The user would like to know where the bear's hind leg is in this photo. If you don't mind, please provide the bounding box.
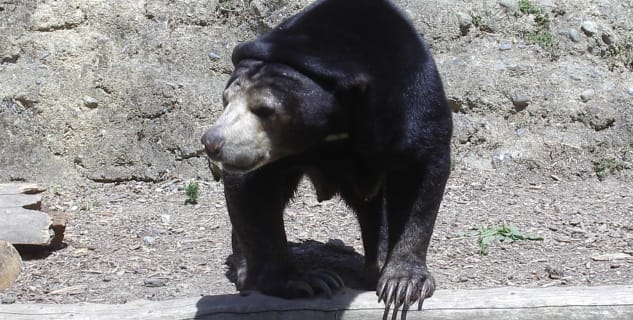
[340,186,386,290]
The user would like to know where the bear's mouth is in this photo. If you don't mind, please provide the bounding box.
[213,155,269,175]
[324,132,350,142]
[220,163,255,174]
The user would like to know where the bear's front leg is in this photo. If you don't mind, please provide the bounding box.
[378,152,450,311]
[223,166,344,299]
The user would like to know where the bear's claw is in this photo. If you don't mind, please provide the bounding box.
[377,273,435,313]
[263,269,345,299]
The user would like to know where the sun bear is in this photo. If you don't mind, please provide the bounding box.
[201,0,452,311]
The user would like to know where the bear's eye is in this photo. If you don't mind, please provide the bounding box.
[250,105,275,119]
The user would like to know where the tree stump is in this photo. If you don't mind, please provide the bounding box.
[0,240,22,290]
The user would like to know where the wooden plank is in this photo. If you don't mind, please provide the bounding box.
[0,286,632,319]
[0,183,46,195]
[49,210,68,249]
[0,183,44,210]
[0,194,42,210]
[0,207,53,246]
[0,183,64,248]
[0,240,22,290]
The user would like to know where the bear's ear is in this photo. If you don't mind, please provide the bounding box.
[336,73,371,97]
[231,40,273,66]
[334,73,376,151]
[335,73,372,109]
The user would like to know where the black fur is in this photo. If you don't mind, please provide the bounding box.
[212,0,452,312]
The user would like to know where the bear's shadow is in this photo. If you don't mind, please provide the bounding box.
[224,239,369,291]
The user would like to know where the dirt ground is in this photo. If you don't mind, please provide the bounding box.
[1,0,633,305]
[4,169,633,305]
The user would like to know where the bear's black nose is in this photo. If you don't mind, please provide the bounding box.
[201,130,225,159]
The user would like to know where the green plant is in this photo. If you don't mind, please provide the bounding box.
[518,0,540,15]
[518,0,549,27]
[477,224,543,255]
[80,199,100,211]
[217,0,248,13]
[184,180,200,205]
[524,29,552,47]
[605,38,633,71]
[592,157,624,180]
[517,0,558,60]
[471,15,493,33]
[524,29,559,59]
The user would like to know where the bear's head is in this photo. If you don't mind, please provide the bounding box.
[202,60,346,174]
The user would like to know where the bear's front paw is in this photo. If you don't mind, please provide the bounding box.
[258,269,345,299]
[377,268,435,311]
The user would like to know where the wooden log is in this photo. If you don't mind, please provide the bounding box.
[0,194,42,210]
[0,286,632,319]
[49,210,68,249]
[0,183,44,210]
[0,240,22,290]
[0,183,46,195]
[0,207,55,246]
[0,183,65,248]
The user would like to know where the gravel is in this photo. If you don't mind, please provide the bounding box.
[580,89,595,102]
[581,20,598,36]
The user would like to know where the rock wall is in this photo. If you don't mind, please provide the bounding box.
[1,0,632,184]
